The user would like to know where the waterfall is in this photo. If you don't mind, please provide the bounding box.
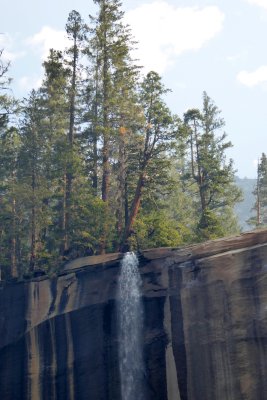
[118,252,144,400]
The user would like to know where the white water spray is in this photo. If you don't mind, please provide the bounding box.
[118,252,144,400]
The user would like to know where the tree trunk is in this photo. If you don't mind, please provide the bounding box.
[119,170,146,252]
[11,196,18,278]
[92,53,100,196]
[92,126,98,195]
[195,129,206,213]
[116,127,127,239]
[62,172,68,254]
[101,135,109,202]
[64,36,77,253]
[30,166,36,272]
[99,132,109,254]
[99,19,110,254]
[257,163,261,226]
[101,28,109,203]
[125,179,129,226]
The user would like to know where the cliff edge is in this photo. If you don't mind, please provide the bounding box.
[0,230,267,399]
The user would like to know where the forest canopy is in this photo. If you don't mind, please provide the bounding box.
[0,0,242,279]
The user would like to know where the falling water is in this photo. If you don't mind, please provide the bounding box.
[118,252,144,400]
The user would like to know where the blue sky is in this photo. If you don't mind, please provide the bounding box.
[1,0,267,178]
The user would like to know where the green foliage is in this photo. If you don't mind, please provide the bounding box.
[182,92,242,241]
[132,211,190,250]
[67,184,116,255]
[248,153,267,228]
[0,5,244,279]
[197,209,225,240]
[196,207,240,241]
[0,50,17,132]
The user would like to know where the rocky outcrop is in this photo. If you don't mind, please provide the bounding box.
[1,230,267,399]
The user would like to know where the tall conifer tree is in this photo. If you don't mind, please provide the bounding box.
[64,10,88,252]
[87,0,140,252]
[0,50,21,278]
[120,71,176,250]
[249,153,267,227]
[183,92,241,239]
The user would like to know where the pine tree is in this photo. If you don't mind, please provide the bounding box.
[0,127,22,278]
[63,10,88,253]
[0,50,21,278]
[87,0,140,252]
[0,49,14,131]
[39,49,69,262]
[120,71,176,250]
[249,153,267,227]
[257,153,267,224]
[18,91,49,271]
[0,12,250,277]
[183,92,241,240]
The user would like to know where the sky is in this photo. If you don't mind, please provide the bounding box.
[1,0,267,178]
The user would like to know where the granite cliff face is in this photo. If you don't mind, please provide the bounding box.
[1,230,267,400]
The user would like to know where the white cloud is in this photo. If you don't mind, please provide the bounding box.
[237,66,267,87]
[227,53,244,63]
[125,2,225,74]
[0,33,24,62]
[26,26,71,60]
[246,0,267,10]
[19,75,42,91]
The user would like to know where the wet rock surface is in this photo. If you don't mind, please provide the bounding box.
[1,230,267,399]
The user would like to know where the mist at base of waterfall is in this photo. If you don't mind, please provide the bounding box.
[117,252,145,400]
